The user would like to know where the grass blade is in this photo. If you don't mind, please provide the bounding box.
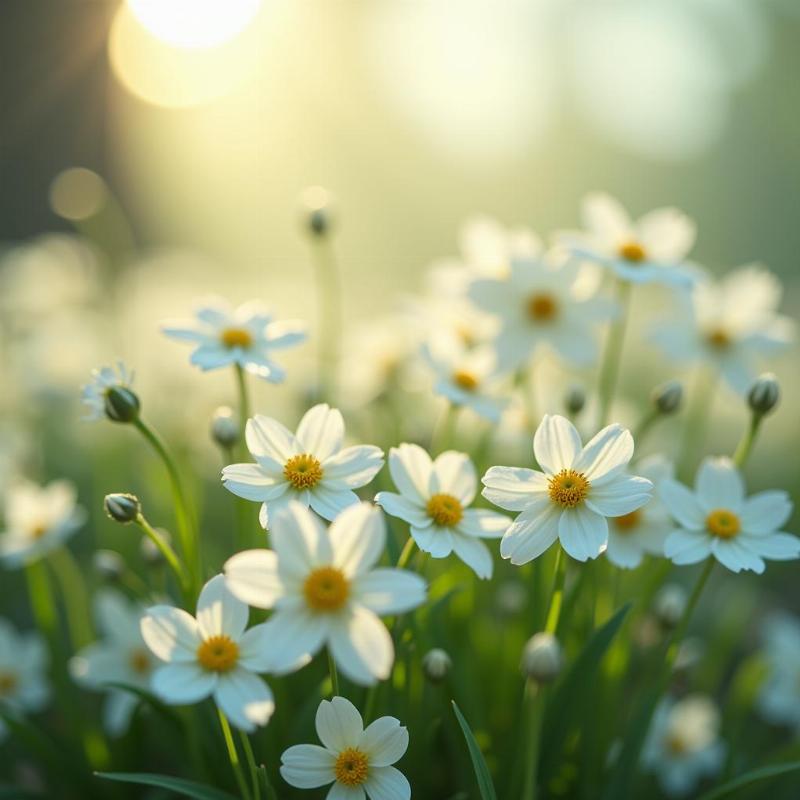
[695,761,800,800]
[451,701,498,800]
[96,772,239,800]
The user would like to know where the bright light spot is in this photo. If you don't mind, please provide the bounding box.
[49,168,107,221]
[128,0,262,49]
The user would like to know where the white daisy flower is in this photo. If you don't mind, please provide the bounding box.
[481,414,653,564]
[280,696,410,800]
[376,444,510,579]
[757,612,800,733]
[650,266,795,392]
[456,214,543,280]
[0,620,50,744]
[660,456,800,574]
[468,256,615,372]
[81,361,135,422]
[0,479,86,569]
[223,502,426,686]
[69,589,156,737]
[558,192,698,287]
[222,404,384,529]
[140,575,277,732]
[606,455,674,569]
[161,298,306,382]
[642,694,725,797]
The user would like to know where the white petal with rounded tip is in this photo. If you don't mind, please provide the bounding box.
[69,644,130,688]
[330,503,385,577]
[280,744,336,789]
[500,505,560,565]
[259,610,327,673]
[237,623,279,672]
[711,539,764,574]
[140,606,202,663]
[296,404,345,461]
[582,192,632,245]
[741,491,793,534]
[323,446,384,488]
[328,784,366,800]
[224,549,284,610]
[451,533,494,579]
[637,207,696,263]
[572,425,633,485]
[695,458,744,512]
[558,506,607,562]
[659,480,706,530]
[246,416,298,462]
[411,524,454,558]
[359,717,409,766]
[214,668,274,732]
[585,475,653,517]
[743,532,800,561]
[329,607,393,685]
[664,529,712,564]
[104,691,138,738]
[221,464,287,502]
[364,766,411,800]
[388,444,433,504]
[309,487,360,522]
[196,575,249,641]
[432,451,477,504]
[316,696,364,751]
[271,503,332,579]
[374,492,430,528]
[533,415,582,474]
[458,509,510,538]
[151,662,216,703]
[353,569,426,615]
[605,532,645,569]
[481,467,548,511]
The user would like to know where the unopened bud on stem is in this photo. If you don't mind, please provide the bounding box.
[521,632,563,683]
[422,648,452,683]
[565,384,586,417]
[211,406,239,449]
[104,493,140,524]
[747,373,780,417]
[104,386,141,423]
[300,186,334,238]
[652,380,683,416]
[93,549,125,582]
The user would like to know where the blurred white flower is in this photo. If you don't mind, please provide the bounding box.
[69,589,155,737]
[642,694,725,796]
[558,193,697,287]
[0,480,86,569]
[161,298,306,382]
[0,620,50,743]
[280,696,410,799]
[650,266,795,393]
[222,404,384,529]
[482,414,652,564]
[376,444,509,578]
[223,502,426,686]
[757,612,800,733]
[81,361,135,422]
[140,575,276,732]
[468,255,615,372]
[661,456,800,573]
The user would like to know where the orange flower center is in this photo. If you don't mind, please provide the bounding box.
[613,509,642,532]
[618,241,646,262]
[526,293,558,322]
[129,649,151,675]
[30,522,49,540]
[426,493,464,527]
[706,328,731,350]
[196,635,239,672]
[303,566,350,612]
[220,327,254,349]
[334,747,369,786]
[706,508,740,539]
[0,672,17,696]
[452,369,479,392]
[548,469,590,508]
[283,454,324,490]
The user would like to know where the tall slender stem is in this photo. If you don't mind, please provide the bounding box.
[25,560,57,640]
[396,537,417,570]
[677,367,717,481]
[310,238,342,404]
[544,547,567,635]
[135,512,191,599]
[520,680,546,800]
[327,648,341,697]
[233,364,251,457]
[48,548,94,649]
[597,279,632,428]
[665,559,714,666]
[238,729,262,800]
[732,415,762,468]
[218,709,253,800]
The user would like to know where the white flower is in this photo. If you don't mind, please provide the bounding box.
[69,590,156,737]
[161,298,306,382]
[0,480,86,569]
[481,414,652,564]
[222,404,384,529]
[605,455,674,569]
[660,457,800,574]
[558,192,698,287]
[140,575,277,732]
[0,620,50,744]
[81,361,135,421]
[280,696,410,800]
[650,266,795,392]
[468,256,615,372]
[642,695,725,797]
[757,612,800,733]
[376,444,510,578]
[455,215,543,280]
[223,502,426,686]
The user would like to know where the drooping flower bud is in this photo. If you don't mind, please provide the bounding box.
[104,385,141,423]
[104,493,140,524]
[521,632,563,683]
[93,549,125,582]
[651,380,683,416]
[565,384,586,416]
[211,406,239,449]
[653,583,687,629]
[300,186,334,237]
[422,648,452,683]
[747,373,780,417]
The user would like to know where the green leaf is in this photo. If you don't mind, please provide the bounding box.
[451,701,498,800]
[96,772,239,800]
[695,761,800,800]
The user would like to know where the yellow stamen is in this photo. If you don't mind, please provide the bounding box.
[196,635,239,673]
[30,523,49,540]
[0,672,17,696]
[548,469,590,508]
[618,241,646,262]
[706,508,740,539]
[665,734,688,756]
[613,509,642,532]
[283,454,324,490]
[452,370,479,392]
[526,293,558,322]
[220,327,254,349]
[426,493,464,527]
[303,567,350,612]
[706,328,731,350]
[129,649,151,675]
[334,747,369,786]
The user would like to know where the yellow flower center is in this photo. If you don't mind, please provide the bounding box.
[0,672,17,696]
[613,509,642,533]
[30,522,49,540]
[706,508,740,539]
[303,566,350,612]
[548,469,590,508]
[665,733,688,756]
[526,293,558,322]
[618,241,646,262]
[452,369,479,392]
[196,635,239,673]
[426,493,464,527]
[129,649,151,675]
[334,747,369,786]
[283,454,324,490]
[220,327,254,349]
[706,328,731,350]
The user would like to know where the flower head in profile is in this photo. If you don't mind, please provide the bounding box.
[650,267,795,392]
[660,457,800,573]
[222,404,384,529]
[376,444,509,578]
[642,695,725,797]
[280,696,410,800]
[161,298,305,382]
[482,414,652,564]
[224,502,426,686]
[0,480,86,569]
[558,192,698,287]
[756,612,800,733]
[0,620,50,744]
[69,590,155,737]
[140,575,277,732]
[468,256,615,372]
[81,361,135,422]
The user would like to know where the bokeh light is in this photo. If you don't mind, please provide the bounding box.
[49,168,107,221]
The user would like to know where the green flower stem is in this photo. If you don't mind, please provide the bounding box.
[48,547,94,650]
[544,547,567,635]
[233,363,251,457]
[327,648,341,697]
[133,417,200,589]
[431,402,459,455]
[310,237,342,404]
[135,513,191,599]
[520,680,547,800]
[665,558,715,666]
[218,709,253,800]
[596,279,633,428]
[732,414,763,468]
[25,560,57,639]
[238,729,262,800]
[677,366,717,481]
[396,537,417,570]
[519,361,539,433]
[632,408,660,446]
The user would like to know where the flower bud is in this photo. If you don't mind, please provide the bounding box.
[300,186,334,237]
[653,583,687,629]
[104,385,141,423]
[93,549,125,582]
[521,632,563,683]
[211,406,239,449]
[141,528,171,565]
[565,384,586,416]
[747,373,780,417]
[651,380,683,416]
[422,648,452,683]
[495,580,527,616]
[104,493,140,524]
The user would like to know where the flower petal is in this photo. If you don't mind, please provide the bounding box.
[309,487,360,522]
[237,623,280,673]
[458,509,510,538]
[481,466,548,511]
[330,502,385,577]
[359,717,409,767]
[258,610,326,674]
[328,607,393,686]
[224,549,283,610]
[711,538,764,574]
[374,492,430,528]
[742,532,800,561]
[328,783,366,800]
[352,569,426,616]
[221,464,287,502]
[246,415,298,462]
[214,668,274,732]
[323,446,384,488]
[558,506,607,562]
[533,415,582,474]
[411,524,454,558]
[271,502,333,579]
[316,696,364,751]
[451,533,494,579]
[296,404,345,461]
[388,444,433,504]
[605,532,645,569]
[499,503,560,565]
[572,424,633,485]
[151,662,216,703]
[196,575,249,640]
[140,606,202,663]
[740,491,793,534]
[585,475,653,517]
[695,457,744,512]
[659,480,706,530]
[280,744,336,789]
[664,529,712,564]
[364,766,411,800]
[431,451,477,504]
